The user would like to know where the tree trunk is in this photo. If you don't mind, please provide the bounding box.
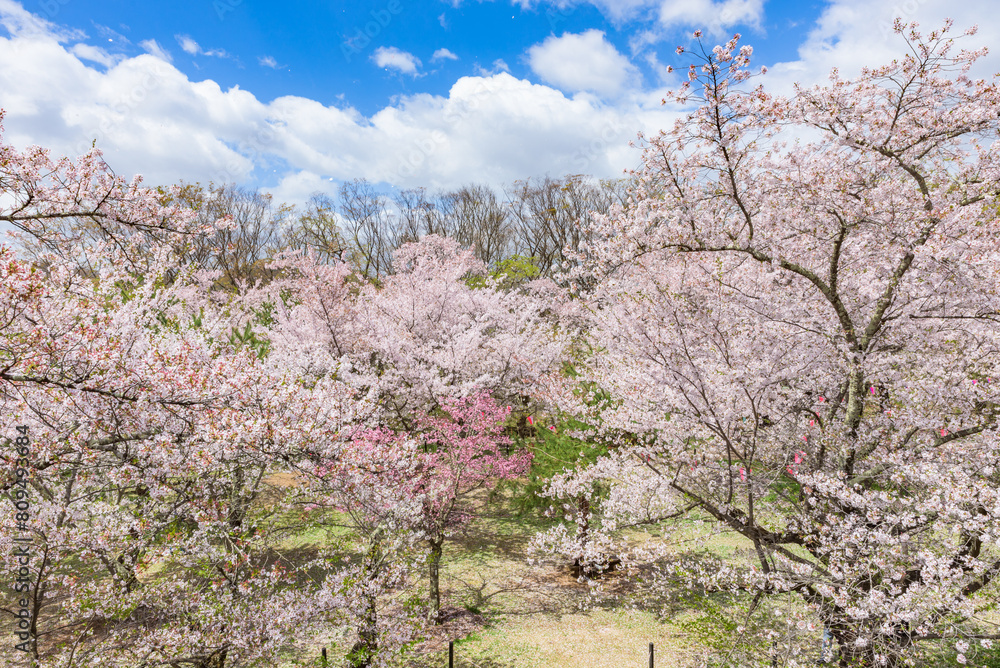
[837,646,875,668]
[25,551,48,667]
[428,536,443,624]
[347,596,378,668]
[830,626,877,668]
[571,494,590,577]
[196,648,227,668]
[347,533,382,668]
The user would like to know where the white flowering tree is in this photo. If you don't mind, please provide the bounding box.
[538,22,1000,667]
[0,116,381,668]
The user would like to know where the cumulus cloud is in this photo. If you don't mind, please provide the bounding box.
[762,0,1000,96]
[0,13,666,201]
[0,0,83,40]
[527,30,639,97]
[656,0,763,31]
[431,47,459,62]
[523,0,992,90]
[372,46,421,75]
[267,170,338,209]
[1,0,997,211]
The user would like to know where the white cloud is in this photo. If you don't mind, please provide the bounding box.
[762,0,1000,97]
[0,14,667,202]
[139,39,172,63]
[174,34,229,59]
[1,0,997,212]
[0,0,83,40]
[176,34,199,55]
[527,30,639,97]
[431,47,459,62]
[266,170,337,208]
[69,43,120,68]
[259,55,280,69]
[473,58,510,76]
[656,0,763,32]
[372,46,421,75]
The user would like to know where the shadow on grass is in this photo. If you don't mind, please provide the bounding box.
[408,653,521,668]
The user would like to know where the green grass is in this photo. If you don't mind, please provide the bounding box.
[11,476,995,668]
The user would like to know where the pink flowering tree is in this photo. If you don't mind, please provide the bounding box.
[215,231,563,656]
[413,392,531,623]
[242,235,566,427]
[286,393,531,652]
[0,118,375,668]
[232,239,555,644]
[539,22,1000,667]
[295,425,426,668]
[356,235,565,417]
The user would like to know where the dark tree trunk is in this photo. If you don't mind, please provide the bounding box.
[830,627,876,668]
[347,533,383,668]
[197,648,227,668]
[428,536,444,624]
[347,598,378,668]
[571,494,590,576]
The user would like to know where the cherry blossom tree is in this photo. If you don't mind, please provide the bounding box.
[358,235,565,416]
[0,119,377,668]
[539,22,1000,667]
[282,391,530,647]
[295,425,426,668]
[255,235,566,423]
[237,240,554,639]
[412,392,532,622]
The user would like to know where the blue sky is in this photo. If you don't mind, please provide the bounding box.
[0,0,995,206]
[30,0,820,113]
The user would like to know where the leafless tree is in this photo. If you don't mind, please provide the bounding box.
[505,175,626,277]
[162,183,288,290]
[338,179,398,279]
[439,183,511,267]
[283,193,347,265]
[393,187,447,244]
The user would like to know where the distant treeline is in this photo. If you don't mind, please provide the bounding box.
[148,175,631,286]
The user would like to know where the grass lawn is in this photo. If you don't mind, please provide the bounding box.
[285,486,762,667]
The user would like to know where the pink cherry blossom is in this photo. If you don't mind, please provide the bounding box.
[535,21,1000,666]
